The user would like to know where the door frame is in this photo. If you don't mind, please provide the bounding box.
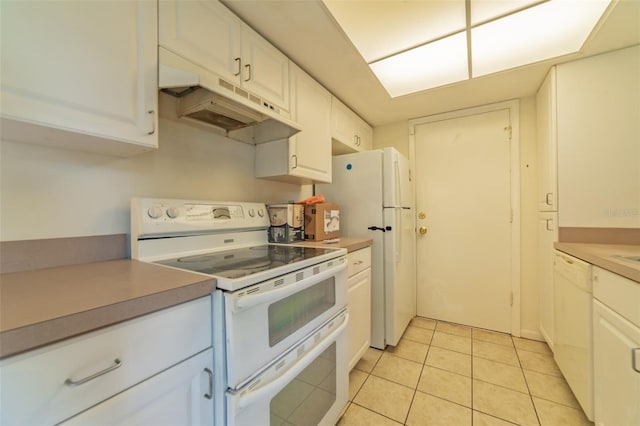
[408,100,521,337]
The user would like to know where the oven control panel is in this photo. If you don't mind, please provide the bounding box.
[131,197,270,239]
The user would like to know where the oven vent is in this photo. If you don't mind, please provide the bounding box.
[275,359,286,372]
[274,278,285,287]
[296,272,304,282]
[248,378,262,390]
[297,345,306,357]
[246,287,260,294]
[313,266,320,275]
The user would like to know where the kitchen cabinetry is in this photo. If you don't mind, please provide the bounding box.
[347,247,372,370]
[255,63,332,184]
[0,297,212,425]
[63,349,213,425]
[536,67,558,212]
[159,0,290,112]
[331,96,373,155]
[592,266,640,426]
[0,0,158,157]
[536,66,558,349]
[537,212,557,349]
[556,45,639,228]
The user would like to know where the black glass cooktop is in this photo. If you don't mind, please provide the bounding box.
[155,245,337,280]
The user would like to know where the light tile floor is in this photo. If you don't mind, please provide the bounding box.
[338,317,593,426]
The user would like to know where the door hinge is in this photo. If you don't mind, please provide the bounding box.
[510,292,514,307]
[505,125,512,140]
[510,208,514,223]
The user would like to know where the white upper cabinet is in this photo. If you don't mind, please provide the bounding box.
[159,0,290,112]
[536,67,558,212]
[0,0,158,157]
[331,96,372,154]
[556,45,640,228]
[255,63,332,184]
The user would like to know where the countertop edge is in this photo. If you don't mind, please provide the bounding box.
[554,243,640,283]
[0,279,215,359]
[288,238,373,253]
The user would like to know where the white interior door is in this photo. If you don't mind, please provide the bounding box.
[412,107,515,333]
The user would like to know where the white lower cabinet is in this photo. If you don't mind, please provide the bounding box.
[347,247,372,370]
[0,296,212,425]
[63,349,213,425]
[592,267,640,426]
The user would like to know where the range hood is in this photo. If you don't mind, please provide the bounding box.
[159,48,301,144]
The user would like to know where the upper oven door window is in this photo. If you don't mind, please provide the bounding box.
[268,277,335,347]
[224,258,348,389]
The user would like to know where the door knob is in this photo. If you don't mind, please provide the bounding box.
[418,212,426,220]
[419,226,428,235]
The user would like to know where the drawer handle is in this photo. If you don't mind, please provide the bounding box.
[204,368,213,400]
[633,348,640,374]
[64,358,122,387]
[353,260,363,265]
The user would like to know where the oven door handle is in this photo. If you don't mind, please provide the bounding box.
[232,261,346,312]
[234,311,349,411]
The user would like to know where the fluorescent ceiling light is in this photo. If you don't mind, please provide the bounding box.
[472,0,612,77]
[323,0,611,97]
[369,32,469,98]
[470,0,544,25]
[323,0,466,62]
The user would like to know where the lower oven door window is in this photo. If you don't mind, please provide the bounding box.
[227,310,348,426]
[225,260,347,388]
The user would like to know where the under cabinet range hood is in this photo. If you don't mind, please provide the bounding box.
[159,48,301,144]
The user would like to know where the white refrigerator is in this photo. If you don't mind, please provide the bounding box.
[317,147,416,348]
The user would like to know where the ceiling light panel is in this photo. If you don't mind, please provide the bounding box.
[370,32,469,97]
[471,0,611,77]
[322,0,466,62]
[470,0,545,25]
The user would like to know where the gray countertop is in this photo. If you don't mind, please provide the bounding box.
[553,243,640,282]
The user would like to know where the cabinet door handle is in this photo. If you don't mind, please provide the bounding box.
[546,219,554,231]
[65,358,122,387]
[633,348,640,374]
[234,57,241,76]
[291,154,297,169]
[244,64,252,82]
[204,368,213,399]
[147,110,155,135]
[546,192,553,206]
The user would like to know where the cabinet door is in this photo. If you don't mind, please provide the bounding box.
[290,64,332,183]
[355,116,373,152]
[556,45,640,227]
[538,212,558,350]
[0,0,157,154]
[242,24,290,111]
[536,67,557,211]
[331,96,356,150]
[593,300,640,426]
[159,0,241,84]
[348,268,372,371]
[63,349,214,425]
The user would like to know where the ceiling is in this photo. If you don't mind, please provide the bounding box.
[222,0,640,127]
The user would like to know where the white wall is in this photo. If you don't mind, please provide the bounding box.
[0,94,311,241]
[371,96,540,338]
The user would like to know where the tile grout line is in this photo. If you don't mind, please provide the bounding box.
[512,334,543,426]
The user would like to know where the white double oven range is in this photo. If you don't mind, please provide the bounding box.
[131,198,349,425]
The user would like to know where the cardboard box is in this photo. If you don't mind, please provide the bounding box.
[304,203,340,241]
[267,204,304,243]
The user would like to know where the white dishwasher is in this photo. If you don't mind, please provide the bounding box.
[553,250,593,421]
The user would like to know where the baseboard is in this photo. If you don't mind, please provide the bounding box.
[519,328,544,341]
